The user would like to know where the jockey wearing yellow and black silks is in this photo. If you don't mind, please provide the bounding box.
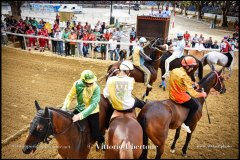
[103,60,145,111]
[132,37,152,88]
[169,56,207,134]
[61,70,105,151]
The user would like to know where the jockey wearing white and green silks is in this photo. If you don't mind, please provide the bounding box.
[61,70,105,151]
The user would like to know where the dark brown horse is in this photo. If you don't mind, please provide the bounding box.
[106,38,165,101]
[105,110,143,159]
[22,101,95,158]
[159,52,203,91]
[137,69,226,159]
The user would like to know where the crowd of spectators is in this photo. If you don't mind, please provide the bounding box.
[166,30,239,52]
[1,14,129,61]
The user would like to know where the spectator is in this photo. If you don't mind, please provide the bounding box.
[161,4,171,18]
[104,29,111,41]
[88,29,96,50]
[77,30,83,57]
[100,34,107,60]
[69,30,77,56]
[195,40,205,52]
[31,18,39,30]
[56,13,60,25]
[84,22,91,31]
[109,36,118,61]
[211,40,219,49]
[229,38,236,51]
[38,27,46,52]
[203,40,211,48]
[183,31,191,42]
[76,22,83,31]
[50,29,57,54]
[62,28,70,56]
[25,26,36,51]
[129,27,136,41]
[55,28,63,55]
[15,25,25,50]
[66,20,71,28]
[101,22,106,34]
[199,34,204,41]
[208,37,213,46]
[113,27,123,52]
[82,30,89,57]
[157,8,163,17]
[42,25,50,50]
[53,20,59,32]
[191,34,198,48]
[148,6,157,16]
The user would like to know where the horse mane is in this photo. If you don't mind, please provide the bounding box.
[198,71,215,85]
[48,107,74,119]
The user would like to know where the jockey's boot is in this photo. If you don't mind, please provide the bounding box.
[147,84,152,88]
[181,123,191,133]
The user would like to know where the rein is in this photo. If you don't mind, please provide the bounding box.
[212,70,224,93]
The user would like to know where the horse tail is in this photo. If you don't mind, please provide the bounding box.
[119,140,134,159]
[138,116,148,159]
[197,59,203,80]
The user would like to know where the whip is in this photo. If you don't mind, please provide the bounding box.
[202,88,211,124]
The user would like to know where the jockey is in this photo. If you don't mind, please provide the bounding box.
[61,70,105,151]
[162,33,186,78]
[103,60,145,111]
[220,36,233,67]
[132,37,152,88]
[169,56,207,133]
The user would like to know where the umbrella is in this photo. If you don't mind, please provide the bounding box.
[145,1,158,6]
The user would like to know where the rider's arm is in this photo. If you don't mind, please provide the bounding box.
[80,86,101,119]
[62,82,77,110]
[139,49,152,61]
[182,74,201,98]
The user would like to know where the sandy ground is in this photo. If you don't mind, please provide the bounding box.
[1,46,239,159]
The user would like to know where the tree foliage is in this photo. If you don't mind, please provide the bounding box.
[8,1,25,17]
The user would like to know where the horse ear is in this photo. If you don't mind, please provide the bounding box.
[43,107,49,117]
[35,100,41,111]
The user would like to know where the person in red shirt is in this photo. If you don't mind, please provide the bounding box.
[56,13,60,25]
[38,27,46,52]
[104,29,110,41]
[53,21,59,32]
[82,30,89,57]
[220,36,233,67]
[25,26,36,51]
[76,22,83,31]
[183,31,191,42]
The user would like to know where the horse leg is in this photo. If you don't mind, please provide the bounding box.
[142,86,152,102]
[182,124,197,157]
[155,143,165,159]
[170,127,181,154]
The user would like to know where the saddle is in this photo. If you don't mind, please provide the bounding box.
[109,109,137,124]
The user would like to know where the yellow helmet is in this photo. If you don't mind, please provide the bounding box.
[80,70,97,83]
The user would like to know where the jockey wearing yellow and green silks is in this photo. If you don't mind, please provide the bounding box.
[61,70,105,151]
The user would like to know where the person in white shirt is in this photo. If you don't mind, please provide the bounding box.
[161,5,171,18]
[148,6,157,16]
[55,29,64,55]
[109,36,119,61]
[195,40,205,52]
[162,33,186,78]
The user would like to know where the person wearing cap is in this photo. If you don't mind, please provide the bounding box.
[161,4,171,18]
[61,70,105,151]
[103,60,145,111]
[133,37,152,88]
[220,36,233,67]
[169,56,207,133]
[162,32,185,78]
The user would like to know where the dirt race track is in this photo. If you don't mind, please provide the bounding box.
[1,47,239,159]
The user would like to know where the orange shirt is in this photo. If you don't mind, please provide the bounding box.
[69,33,77,45]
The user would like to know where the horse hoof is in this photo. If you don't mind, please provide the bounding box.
[182,153,187,157]
[159,84,162,88]
[170,149,175,154]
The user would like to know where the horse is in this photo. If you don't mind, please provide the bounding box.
[119,49,128,61]
[201,51,235,78]
[137,69,226,159]
[105,109,143,159]
[22,101,95,158]
[159,52,203,91]
[105,38,165,101]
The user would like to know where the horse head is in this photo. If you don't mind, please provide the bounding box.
[22,101,53,154]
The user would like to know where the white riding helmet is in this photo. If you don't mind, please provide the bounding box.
[177,33,183,37]
[120,60,134,71]
[139,37,147,43]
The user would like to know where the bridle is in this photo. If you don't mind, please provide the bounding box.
[31,109,74,144]
[212,70,225,93]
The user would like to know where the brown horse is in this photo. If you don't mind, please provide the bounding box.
[105,110,143,159]
[159,53,203,91]
[22,101,95,158]
[106,38,165,101]
[137,69,226,159]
